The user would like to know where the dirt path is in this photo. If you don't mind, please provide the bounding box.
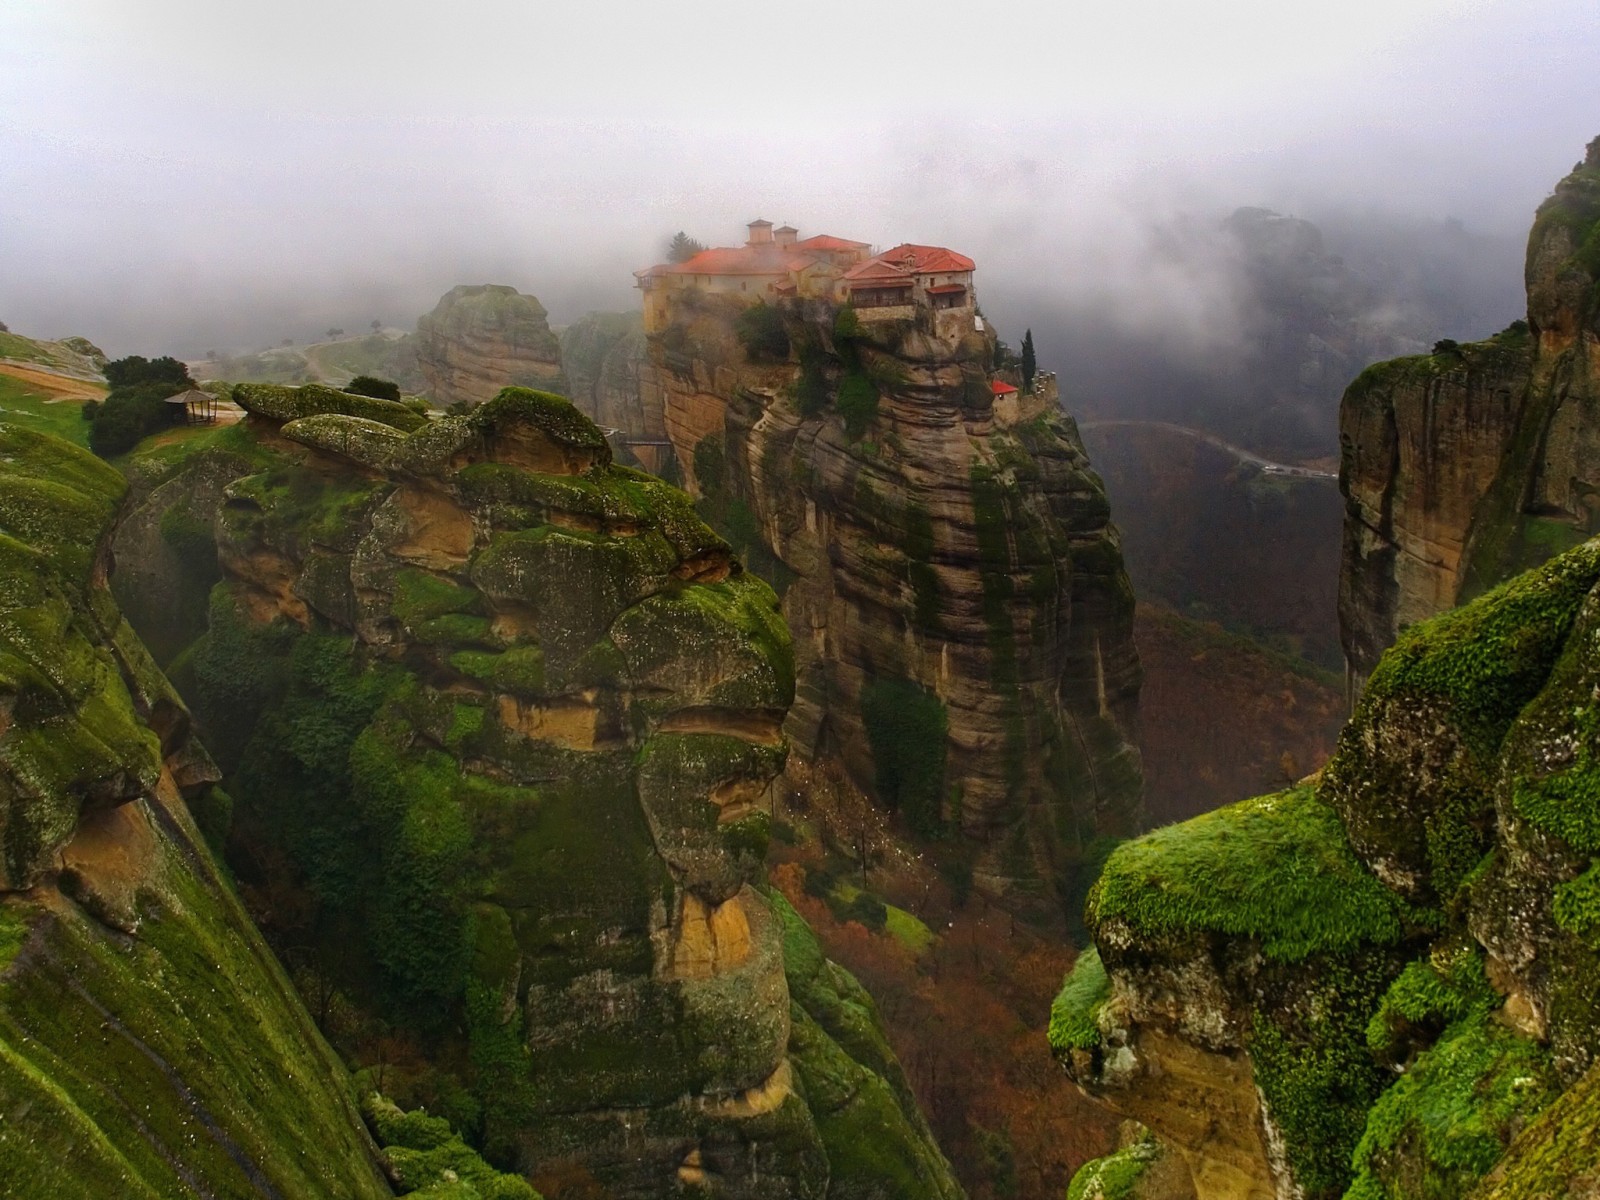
[0,362,106,402]
[1077,418,1338,480]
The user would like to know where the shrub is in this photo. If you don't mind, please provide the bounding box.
[837,373,879,440]
[344,375,402,402]
[734,302,789,362]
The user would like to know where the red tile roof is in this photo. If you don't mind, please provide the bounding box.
[795,234,871,252]
[877,243,976,274]
[991,380,1019,395]
[663,246,796,276]
[926,283,968,295]
[842,257,913,283]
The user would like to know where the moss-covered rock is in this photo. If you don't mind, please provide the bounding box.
[1057,534,1600,1199]
[0,426,389,1197]
[115,395,962,1197]
[233,380,429,431]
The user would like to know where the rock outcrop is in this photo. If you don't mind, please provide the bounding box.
[643,291,1142,921]
[1053,538,1600,1199]
[1340,137,1600,695]
[117,382,962,1197]
[0,425,390,1196]
[415,284,566,407]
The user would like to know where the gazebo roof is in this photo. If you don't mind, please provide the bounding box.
[164,388,214,405]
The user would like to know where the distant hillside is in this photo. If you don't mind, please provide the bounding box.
[0,326,108,448]
[0,327,107,379]
[188,328,423,392]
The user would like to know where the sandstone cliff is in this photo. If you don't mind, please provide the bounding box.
[1340,137,1600,693]
[558,311,658,441]
[643,292,1142,922]
[0,425,390,1196]
[1053,537,1600,1199]
[415,284,566,407]
[116,382,962,1198]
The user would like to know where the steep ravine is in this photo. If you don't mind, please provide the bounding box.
[643,293,1143,923]
[112,382,964,1198]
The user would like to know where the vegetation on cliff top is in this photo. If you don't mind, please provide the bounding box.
[1088,785,1417,961]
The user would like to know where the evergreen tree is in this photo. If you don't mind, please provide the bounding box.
[667,231,705,263]
[1021,329,1037,393]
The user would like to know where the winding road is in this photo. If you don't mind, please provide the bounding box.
[1076,418,1339,481]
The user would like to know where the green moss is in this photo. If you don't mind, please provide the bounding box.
[772,891,962,1199]
[466,387,608,455]
[1089,787,1419,961]
[1348,1011,1561,1200]
[610,573,793,715]
[281,412,410,469]
[449,646,547,697]
[1366,942,1497,1064]
[1066,1130,1160,1200]
[233,381,427,431]
[1469,1055,1600,1200]
[1249,955,1397,1198]
[1361,540,1600,762]
[364,1093,539,1199]
[0,811,392,1198]
[1048,947,1110,1055]
[1553,861,1600,946]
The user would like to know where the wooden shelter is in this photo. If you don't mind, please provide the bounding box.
[165,388,219,425]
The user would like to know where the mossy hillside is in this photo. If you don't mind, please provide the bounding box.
[1499,579,1600,857]
[771,891,963,1200]
[0,803,389,1197]
[233,380,428,432]
[1087,786,1420,962]
[1345,1009,1561,1200]
[364,1094,539,1199]
[0,427,168,887]
[1471,1056,1600,1200]
[1323,539,1600,902]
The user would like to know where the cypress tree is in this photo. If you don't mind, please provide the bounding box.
[1021,329,1037,393]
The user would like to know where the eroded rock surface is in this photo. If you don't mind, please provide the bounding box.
[120,382,962,1197]
[644,292,1142,920]
[415,284,566,407]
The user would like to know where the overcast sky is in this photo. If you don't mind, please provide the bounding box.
[2,0,1596,357]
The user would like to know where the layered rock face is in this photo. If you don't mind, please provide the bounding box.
[644,293,1142,920]
[558,311,657,440]
[0,425,389,1196]
[1053,538,1600,1199]
[1340,137,1600,693]
[121,382,961,1197]
[415,284,566,407]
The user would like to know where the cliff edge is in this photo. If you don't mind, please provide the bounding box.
[1053,537,1600,1198]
